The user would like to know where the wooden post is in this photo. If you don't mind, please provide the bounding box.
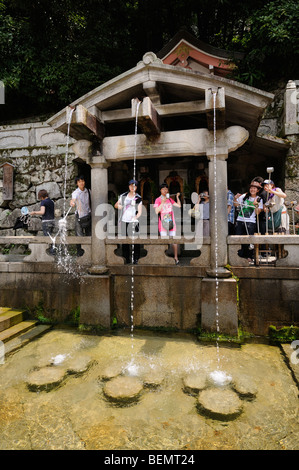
[0,162,14,200]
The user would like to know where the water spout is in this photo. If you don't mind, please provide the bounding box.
[129,99,141,355]
[63,106,75,217]
[46,106,80,277]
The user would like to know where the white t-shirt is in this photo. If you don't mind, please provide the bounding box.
[236,194,263,223]
[72,188,91,218]
[118,193,142,223]
[269,188,284,213]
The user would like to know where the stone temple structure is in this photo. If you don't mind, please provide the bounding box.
[0,31,298,336]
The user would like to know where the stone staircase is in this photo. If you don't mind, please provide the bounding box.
[0,307,51,356]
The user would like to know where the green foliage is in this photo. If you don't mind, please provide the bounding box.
[65,306,80,326]
[26,300,57,325]
[232,0,299,87]
[0,0,298,120]
[269,325,299,343]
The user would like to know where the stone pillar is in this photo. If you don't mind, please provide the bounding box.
[206,152,230,277]
[88,155,110,273]
[284,80,299,136]
[80,154,111,328]
[201,278,238,336]
[199,124,249,336]
[283,81,299,209]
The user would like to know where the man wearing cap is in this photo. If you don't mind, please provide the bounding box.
[263,179,289,233]
[115,179,143,264]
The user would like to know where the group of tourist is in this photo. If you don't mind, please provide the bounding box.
[30,175,91,257]
[28,173,294,264]
[231,177,289,260]
[115,180,181,264]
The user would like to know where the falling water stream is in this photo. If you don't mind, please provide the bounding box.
[210,90,232,387]
[63,107,75,217]
[126,99,141,376]
[47,106,81,277]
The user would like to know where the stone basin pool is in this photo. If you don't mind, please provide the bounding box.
[0,327,298,450]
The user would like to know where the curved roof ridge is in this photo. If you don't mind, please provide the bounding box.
[157,29,244,61]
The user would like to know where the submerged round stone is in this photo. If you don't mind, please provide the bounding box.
[232,376,258,400]
[197,388,243,421]
[103,376,143,404]
[66,356,93,375]
[100,363,124,381]
[27,367,66,392]
[143,370,164,388]
[182,373,207,395]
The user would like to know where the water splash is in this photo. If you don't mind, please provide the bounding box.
[46,106,81,278]
[209,370,232,387]
[51,353,69,365]
[125,358,140,376]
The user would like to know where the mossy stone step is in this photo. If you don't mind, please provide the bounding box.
[0,309,25,332]
[4,324,52,355]
[0,320,37,343]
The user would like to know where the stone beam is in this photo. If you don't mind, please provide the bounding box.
[143,80,161,105]
[100,99,209,123]
[205,87,226,130]
[72,139,93,163]
[102,126,248,161]
[132,97,161,139]
[56,105,105,141]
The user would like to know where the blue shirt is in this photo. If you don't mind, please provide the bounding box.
[40,198,54,221]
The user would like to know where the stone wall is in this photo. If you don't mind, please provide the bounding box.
[0,262,81,322]
[258,80,299,206]
[0,122,77,236]
[236,267,299,336]
[0,260,298,336]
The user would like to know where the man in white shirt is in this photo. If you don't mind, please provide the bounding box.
[70,175,91,256]
[115,179,142,264]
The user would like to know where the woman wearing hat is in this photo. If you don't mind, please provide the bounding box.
[234,182,263,260]
[263,180,289,233]
[115,179,143,264]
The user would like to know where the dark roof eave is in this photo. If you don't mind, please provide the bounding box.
[157,29,244,62]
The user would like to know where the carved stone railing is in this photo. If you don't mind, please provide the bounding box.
[105,237,211,266]
[0,236,91,264]
[1,234,298,269]
[227,235,299,267]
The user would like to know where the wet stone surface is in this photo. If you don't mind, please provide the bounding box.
[65,356,94,375]
[142,370,164,388]
[182,372,207,395]
[100,362,124,381]
[197,388,243,421]
[0,328,298,450]
[103,376,143,404]
[232,376,258,400]
[27,367,66,392]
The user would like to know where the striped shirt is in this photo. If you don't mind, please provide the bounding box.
[227,190,235,224]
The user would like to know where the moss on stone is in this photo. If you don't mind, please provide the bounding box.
[269,325,299,343]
